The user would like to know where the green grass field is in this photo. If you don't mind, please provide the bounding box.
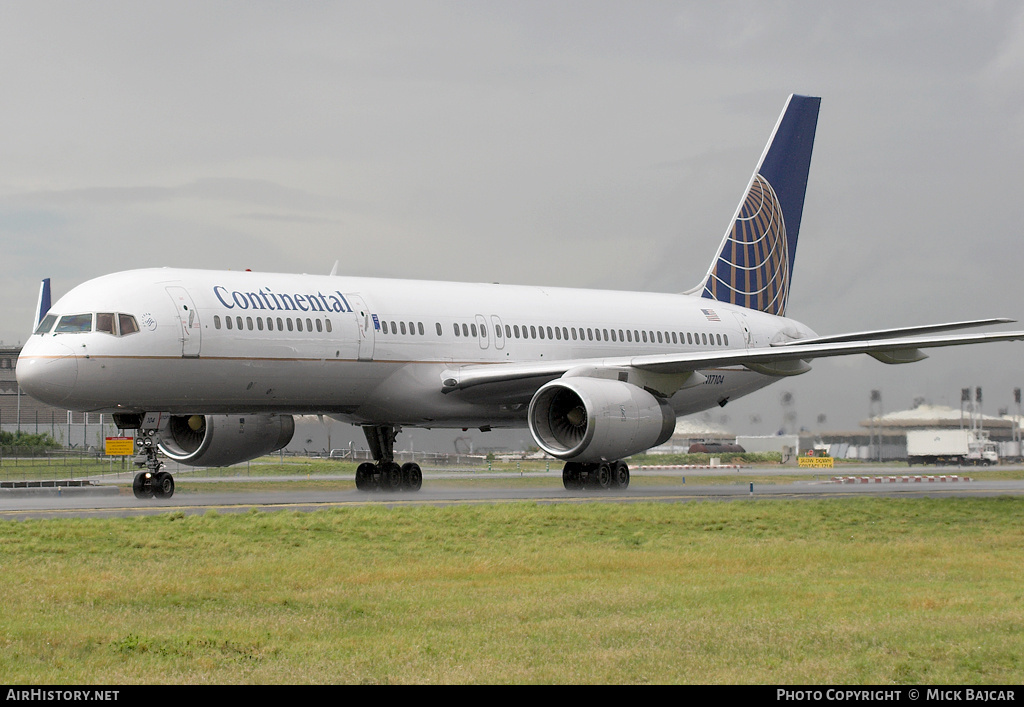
[1,496,1022,684]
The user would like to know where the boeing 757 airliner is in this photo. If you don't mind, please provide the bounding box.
[16,95,1024,499]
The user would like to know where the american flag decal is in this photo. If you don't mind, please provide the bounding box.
[701,308,721,322]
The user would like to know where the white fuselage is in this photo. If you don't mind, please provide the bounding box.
[16,268,816,428]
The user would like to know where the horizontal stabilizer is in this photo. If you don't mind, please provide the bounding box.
[770,319,1015,347]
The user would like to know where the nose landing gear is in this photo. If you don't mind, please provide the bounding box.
[132,426,176,500]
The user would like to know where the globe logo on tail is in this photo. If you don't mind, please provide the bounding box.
[704,173,790,316]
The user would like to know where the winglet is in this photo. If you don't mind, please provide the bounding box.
[699,94,820,316]
[33,278,51,329]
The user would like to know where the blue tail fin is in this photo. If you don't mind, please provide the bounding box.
[34,278,51,330]
[699,94,819,316]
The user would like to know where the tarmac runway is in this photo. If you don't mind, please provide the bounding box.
[2,464,1023,520]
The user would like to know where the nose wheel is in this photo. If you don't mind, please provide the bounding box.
[132,427,176,499]
[132,470,175,499]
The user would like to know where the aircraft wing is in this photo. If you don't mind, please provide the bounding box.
[441,322,1024,394]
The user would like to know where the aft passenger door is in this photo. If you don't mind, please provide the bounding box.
[165,286,201,357]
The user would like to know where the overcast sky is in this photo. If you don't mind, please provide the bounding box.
[3,1,1024,435]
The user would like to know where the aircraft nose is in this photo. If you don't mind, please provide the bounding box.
[16,342,78,406]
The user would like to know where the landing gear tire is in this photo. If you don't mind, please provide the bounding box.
[401,462,423,491]
[562,462,584,490]
[355,462,376,491]
[382,461,403,492]
[152,471,175,499]
[612,461,630,489]
[593,463,612,490]
[132,472,153,499]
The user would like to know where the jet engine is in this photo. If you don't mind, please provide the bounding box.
[158,414,295,467]
[528,377,676,463]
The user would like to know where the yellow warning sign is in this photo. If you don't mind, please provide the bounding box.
[799,456,834,468]
[105,437,134,456]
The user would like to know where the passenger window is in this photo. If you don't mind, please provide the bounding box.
[257,318,264,331]
[471,323,478,337]
[297,319,303,332]
[400,322,407,335]
[214,316,222,330]
[246,317,253,331]
[267,317,274,331]
[34,314,57,335]
[55,314,93,333]
[277,318,284,331]
[306,318,312,332]
[454,323,461,337]
[226,317,233,330]
[316,319,323,333]
[462,323,469,337]
[326,320,332,333]
[95,313,116,335]
[286,318,293,332]
[418,322,424,336]
[409,321,416,335]
[436,323,443,336]
[382,321,389,334]
[723,334,728,346]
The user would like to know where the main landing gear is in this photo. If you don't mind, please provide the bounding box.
[354,425,422,492]
[132,427,175,499]
[561,461,630,491]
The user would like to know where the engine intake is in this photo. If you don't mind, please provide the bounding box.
[158,414,295,467]
[528,378,676,463]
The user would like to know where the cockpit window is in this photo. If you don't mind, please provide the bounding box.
[118,314,139,335]
[34,314,57,335]
[55,314,93,333]
[96,313,116,335]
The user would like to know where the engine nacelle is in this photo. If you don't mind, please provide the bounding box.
[158,414,295,467]
[528,378,676,463]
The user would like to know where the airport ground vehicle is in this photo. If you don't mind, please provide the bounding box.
[906,429,999,466]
